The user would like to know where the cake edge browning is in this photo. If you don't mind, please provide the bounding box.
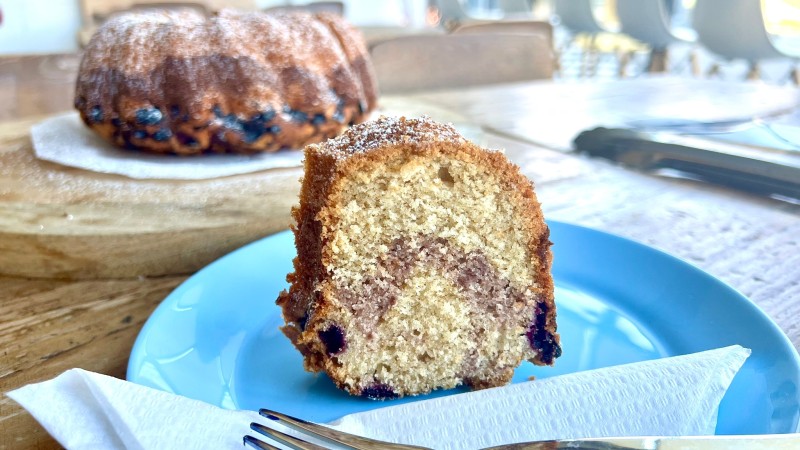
[277,143,339,371]
[276,116,560,397]
[74,9,377,155]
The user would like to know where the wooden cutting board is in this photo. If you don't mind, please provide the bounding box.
[0,116,302,279]
[0,100,472,280]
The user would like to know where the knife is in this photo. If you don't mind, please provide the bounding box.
[572,127,800,201]
[484,433,800,449]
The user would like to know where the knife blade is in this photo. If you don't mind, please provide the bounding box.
[483,433,800,450]
[572,127,800,201]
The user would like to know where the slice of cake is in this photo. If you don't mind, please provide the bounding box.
[277,116,560,398]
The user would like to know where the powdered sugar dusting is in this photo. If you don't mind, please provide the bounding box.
[81,9,365,81]
[318,116,467,159]
[83,10,207,74]
[75,9,376,154]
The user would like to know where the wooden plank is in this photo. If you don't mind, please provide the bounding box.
[0,275,185,450]
[0,115,301,279]
[411,77,800,150]
[0,98,469,280]
[3,91,800,449]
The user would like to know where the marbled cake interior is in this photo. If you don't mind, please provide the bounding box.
[277,116,560,398]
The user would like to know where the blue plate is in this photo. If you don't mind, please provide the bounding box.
[127,221,800,434]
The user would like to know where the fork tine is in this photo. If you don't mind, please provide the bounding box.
[243,434,281,450]
[249,421,330,450]
[259,409,431,450]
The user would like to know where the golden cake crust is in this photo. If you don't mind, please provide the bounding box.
[277,116,560,398]
[74,9,377,155]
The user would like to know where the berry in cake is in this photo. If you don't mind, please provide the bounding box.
[277,116,560,398]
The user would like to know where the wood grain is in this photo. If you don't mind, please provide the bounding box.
[0,98,466,280]
[0,275,185,449]
[410,77,800,150]
[3,83,800,449]
[0,98,486,448]
[0,116,302,279]
[5,131,799,449]
[536,159,800,352]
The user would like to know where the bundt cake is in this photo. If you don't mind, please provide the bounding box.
[277,116,560,399]
[74,9,377,155]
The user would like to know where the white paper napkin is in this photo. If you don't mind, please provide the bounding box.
[7,345,750,450]
[30,112,304,180]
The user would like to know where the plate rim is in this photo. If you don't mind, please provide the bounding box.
[127,220,800,433]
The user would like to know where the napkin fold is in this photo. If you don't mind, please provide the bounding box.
[330,345,751,449]
[30,113,304,180]
[8,346,750,450]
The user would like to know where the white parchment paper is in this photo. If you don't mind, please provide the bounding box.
[30,112,304,180]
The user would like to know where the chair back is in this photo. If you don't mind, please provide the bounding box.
[553,0,607,34]
[692,0,783,61]
[452,20,553,52]
[78,0,255,46]
[370,33,554,94]
[498,0,533,17]
[264,2,344,15]
[432,0,471,24]
[79,0,251,23]
[616,0,684,49]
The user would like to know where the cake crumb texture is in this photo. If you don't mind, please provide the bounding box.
[277,116,560,398]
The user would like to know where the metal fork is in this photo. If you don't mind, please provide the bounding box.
[243,408,431,450]
[242,409,636,450]
[243,409,800,450]
[243,410,647,450]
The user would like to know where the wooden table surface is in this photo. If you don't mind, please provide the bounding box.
[2,55,800,448]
